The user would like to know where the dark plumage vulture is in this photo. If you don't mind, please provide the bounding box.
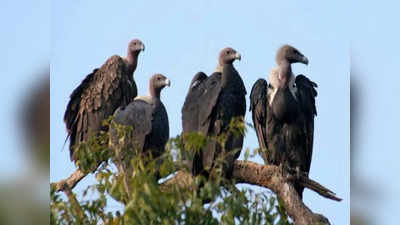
[249,45,317,199]
[64,39,145,162]
[182,47,246,178]
[113,73,170,159]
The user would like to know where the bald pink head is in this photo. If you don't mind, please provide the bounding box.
[128,39,145,56]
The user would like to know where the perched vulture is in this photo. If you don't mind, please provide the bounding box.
[64,39,145,162]
[112,74,170,175]
[182,47,246,178]
[249,45,317,199]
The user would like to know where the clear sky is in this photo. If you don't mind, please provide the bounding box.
[0,0,49,177]
[349,1,400,225]
[49,1,349,224]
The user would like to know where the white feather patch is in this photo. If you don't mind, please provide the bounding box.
[214,65,223,73]
[268,68,279,106]
[134,95,153,104]
[267,67,297,106]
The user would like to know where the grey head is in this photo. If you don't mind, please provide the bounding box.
[276,45,308,65]
[218,47,241,66]
[149,73,171,99]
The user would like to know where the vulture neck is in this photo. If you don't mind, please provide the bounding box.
[149,83,161,100]
[277,60,292,88]
[215,64,223,73]
[126,51,139,76]
[220,63,238,88]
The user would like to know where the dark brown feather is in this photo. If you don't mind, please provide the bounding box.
[64,55,137,161]
[249,79,269,161]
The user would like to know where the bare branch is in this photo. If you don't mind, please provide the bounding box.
[232,160,337,225]
[53,169,86,192]
[161,160,341,225]
[232,161,341,201]
[63,184,89,224]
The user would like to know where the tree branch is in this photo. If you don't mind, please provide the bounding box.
[232,160,338,225]
[53,169,86,192]
[63,183,89,224]
[161,160,341,225]
[232,161,341,201]
[53,160,341,225]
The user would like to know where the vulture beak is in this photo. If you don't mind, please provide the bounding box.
[301,56,309,65]
[141,44,145,51]
[165,79,171,87]
[235,52,241,61]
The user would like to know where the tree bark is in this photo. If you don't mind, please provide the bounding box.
[161,160,341,225]
[232,161,335,225]
[53,169,86,192]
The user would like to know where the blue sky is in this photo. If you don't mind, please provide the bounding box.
[0,0,49,178]
[49,1,350,224]
[349,1,400,224]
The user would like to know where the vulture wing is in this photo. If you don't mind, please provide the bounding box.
[197,72,222,134]
[249,78,269,163]
[64,55,136,161]
[181,72,222,175]
[295,74,318,173]
[113,99,153,153]
[182,72,208,133]
[64,69,97,137]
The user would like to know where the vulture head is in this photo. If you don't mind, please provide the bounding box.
[128,39,145,55]
[219,47,241,65]
[276,45,308,65]
[149,73,171,98]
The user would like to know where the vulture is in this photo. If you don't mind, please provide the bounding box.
[182,47,246,179]
[112,74,170,176]
[249,45,317,199]
[64,39,145,162]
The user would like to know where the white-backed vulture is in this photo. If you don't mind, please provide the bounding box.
[112,73,170,163]
[250,45,317,198]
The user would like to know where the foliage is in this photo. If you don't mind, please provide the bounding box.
[50,118,293,225]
